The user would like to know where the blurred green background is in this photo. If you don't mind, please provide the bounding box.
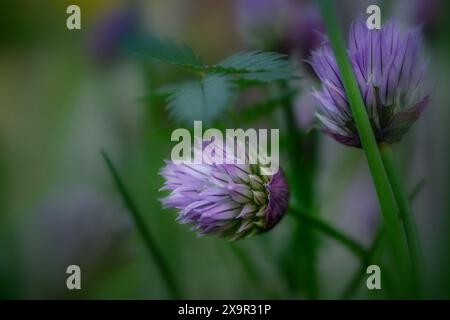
[0,0,449,299]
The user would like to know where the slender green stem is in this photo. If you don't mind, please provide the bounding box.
[340,227,387,299]
[341,180,425,299]
[101,151,182,299]
[228,243,278,299]
[409,179,426,202]
[280,81,305,211]
[380,143,423,292]
[317,0,410,290]
[280,81,319,298]
[289,207,368,259]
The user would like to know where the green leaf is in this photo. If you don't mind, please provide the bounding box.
[127,36,297,86]
[127,35,204,70]
[339,179,426,299]
[167,74,233,124]
[101,151,182,299]
[209,51,294,82]
[288,207,368,259]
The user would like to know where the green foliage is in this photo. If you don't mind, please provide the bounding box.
[101,151,182,299]
[131,35,297,124]
[211,51,294,83]
[127,35,204,70]
[167,75,233,125]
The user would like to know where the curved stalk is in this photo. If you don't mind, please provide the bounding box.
[340,227,387,299]
[280,81,319,298]
[228,243,279,299]
[102,151,182,299]
[317,0,410,293]
[380,143,423,292]
[341,177,425,299]
[289,208,368,259]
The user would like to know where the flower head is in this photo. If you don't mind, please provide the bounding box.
[88,5,139,64]
[160,140,289,240]
[282,2,324,59]
[413,0,443,35]
[310,19,430,147]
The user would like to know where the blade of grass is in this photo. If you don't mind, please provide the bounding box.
[340,227,387,299]
[380,143,423,293]
[228,243,279,299]
[280,81,319,298]
[408,179,426,202]
[317,0,410,294]
[101,150,182,299]
[340,180,425,298]
[289,207,368,259]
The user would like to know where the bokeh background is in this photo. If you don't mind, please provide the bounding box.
[0,0,449,299]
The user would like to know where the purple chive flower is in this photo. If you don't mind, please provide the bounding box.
[282,2,324,59]
[412,0,443,35]
[159,141,289,240]
[88,6,138,64]
[310,19,430,147]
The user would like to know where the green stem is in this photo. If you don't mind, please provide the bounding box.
[317,0,410,290]
[289,207,368,260]
[228,243,278,299]
[280,81,319,298]
[101,151,182,299]
[280,82,304,210]
[380,143,423,293]
[341,179,425,299]
[340,227,387,299]
[409,179,426,202]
